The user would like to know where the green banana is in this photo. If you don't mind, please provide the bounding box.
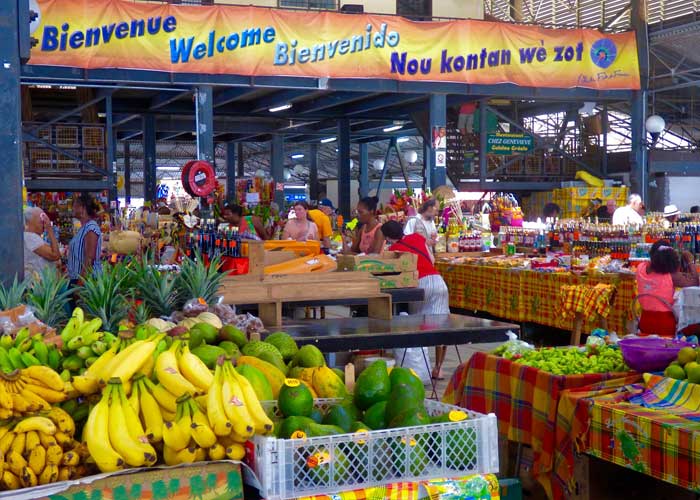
[15,337,33,353]
[20,352,40,367]
[0,335,13,350]
[60,317,79,344]
[32,341,48,365]
[102,332,117,344]
[82,330,103,346]
[7,347,24,370]
[76,346,93,360]
[47,347,60,371]
[59,369,71,382]
[0,348,13,373]
[61,354,83,372]
[13,327,30,347]
[71,404,90,422]
[90,340,107,356]
[67,335,85,351]
[77,318,102,338]
[85,356,99,368]
[61,399,78,415]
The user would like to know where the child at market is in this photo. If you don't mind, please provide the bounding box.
[381,220,450,381]
[636,240,680,337]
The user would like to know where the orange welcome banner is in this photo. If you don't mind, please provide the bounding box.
[29,0,641,90]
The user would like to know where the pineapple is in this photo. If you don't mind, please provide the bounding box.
[174,252,225,307]
[130,257,178,317]
[132,302,151,325]
[78,263,131,334]
[0,275,27,311]
[25,267,72,328]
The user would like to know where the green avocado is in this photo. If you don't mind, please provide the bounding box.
[191,344,226,369]
[218,324,248,348]
[363,400,388,430]
[218,341,241,360]
[353,360,391,411]
[190,322,218,344]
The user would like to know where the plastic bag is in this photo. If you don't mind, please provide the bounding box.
[492,330,535,359]
[16,307,37,327]
[182,298,209,317]
[393,347,431,384]
[0,317,15,335]
[235,313,264,335]
[210,303,238,325]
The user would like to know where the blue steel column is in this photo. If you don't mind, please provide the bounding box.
[143,115,157,203]
[423,140,431,190]
[271,135,285,208]
[124,141,131,204]
[429,94,447,189]
[359,143,369,198]
[338,119,351,219]
[479,99,488,189]
[309,143,319,202]
[630,0,649,201]
[105,94,117,205]
[195,86,214,163]
[0,0,23,281]
[226,142,236,202]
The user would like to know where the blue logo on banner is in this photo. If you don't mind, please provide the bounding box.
[591,39,617,69]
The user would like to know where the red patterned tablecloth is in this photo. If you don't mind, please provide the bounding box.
[553,375,700,498]
[436,263,636,334]
[443,352,632,499]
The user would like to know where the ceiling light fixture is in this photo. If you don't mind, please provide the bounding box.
[269,103,292,113]
[383,124,403,133]
[321,137,337,143]
[397,137,410,143]
[290,153,305,159]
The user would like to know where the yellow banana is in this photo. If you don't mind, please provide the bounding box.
[6,450,27,476]
[1,470,20,489]
[208,442,226,460]
[225,443,246,460]
[19,465,38,488]
[136,379,163,443]
[111,337,162,383]
[155,343,198,397]
[128,383,140,415]
[106,381,153,467]
[0,431,13,455]
[14,416,57,435]
[25,430,40,451]
[221,364,254,439]
[100,339,150,382]
[38,432,56,449]
[84,385,125,472]
[188,400,217,448]
[138,351,155,378]
[28,445,46,476]
[45,444,63,466]
[144,378,177,413]
[9,432,25,456]
[173,445,198,465]
[54,431,72,448]
[57,466,71,482]
[116,380,156,465]
[39,463,58,485]
[47,407,75,436]
[0,384,14,410]
[70,374,101,396]
[61,450,80,466]
[229,363,274,435]
[0,407,12,419]
[22,383,66,403]
[162,420,190,452]
[206,363,232,436]
[21,366,65,390]
[178,342,213,391]
[71,341,120,395]
[193,445,206,462]
[18,389,50,412]
[175,396,193,445]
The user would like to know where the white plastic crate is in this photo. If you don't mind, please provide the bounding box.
[254,398,498,500]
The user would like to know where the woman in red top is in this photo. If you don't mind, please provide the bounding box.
[381,221,449,380]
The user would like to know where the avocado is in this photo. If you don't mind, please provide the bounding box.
[353,360,391,411]
[384,382,425,426]
[363,400,388,430]
[389,367,425,401]
[218,324,248,348]
[309,407,324,424]
[322,403,360,433]
[292,344,326,368]
[190,322,218,344]
[191,344,227,369]
[278,416,317,439]
[218,341,241,360]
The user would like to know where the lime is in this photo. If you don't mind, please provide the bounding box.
[278,378,313,418]
[678,347,696,366]
[665,364,687,380]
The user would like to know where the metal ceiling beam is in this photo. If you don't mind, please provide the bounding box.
[342,94,424,115]
[150,90,192,110]
[213,87,258,107]
[291,91,372,114]
[25,179,112,192]
[248,89,315,113]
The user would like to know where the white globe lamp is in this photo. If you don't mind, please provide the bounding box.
[645,115,665,134]
[404,150,418,163]
[255,168,266,178]
[373,159,385,171]
[283,168,291,180]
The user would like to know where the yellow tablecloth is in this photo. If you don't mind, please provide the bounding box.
[436,262,636,334]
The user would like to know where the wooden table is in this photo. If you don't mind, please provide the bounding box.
[272,313,516,352]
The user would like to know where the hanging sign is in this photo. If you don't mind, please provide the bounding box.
[486,133,535,155]
[29,0,640,90]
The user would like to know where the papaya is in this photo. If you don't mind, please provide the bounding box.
[312,366,349,399]
[322,402,360,432]
[309,407,324,424]
[363,401,388,430]
[237,356,285,398]
[299,379,319,399]
[388,406,431,429]
[288,366,316,386]
[353,360,391,411]
[389,367,425,401]
[236,364,274,401]
[384,383,424,426]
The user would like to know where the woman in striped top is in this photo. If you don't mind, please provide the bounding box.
[67,193,102,283]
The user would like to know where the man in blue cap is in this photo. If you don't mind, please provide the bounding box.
[309,199,335,250]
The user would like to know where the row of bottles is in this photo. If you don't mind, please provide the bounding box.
[184,220,244,259]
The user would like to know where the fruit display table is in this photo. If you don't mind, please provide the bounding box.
[552,372,700,499]
[436,262,636,335]
[276,314,518,352]
[443,352,633,498]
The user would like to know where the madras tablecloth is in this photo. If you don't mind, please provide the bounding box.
[442,352,631,499]
[297,473,500,500]
[437,262,636,334]
[553,373,700,498]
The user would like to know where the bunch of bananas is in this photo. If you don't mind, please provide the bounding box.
[0,366,67,419]
[0,328,62,375]
[84,378,158,473]
[59,308,116,378]
[71,333,166,396]
[204,359,274,456]
[0,409,87,490]
[154,340,213,397]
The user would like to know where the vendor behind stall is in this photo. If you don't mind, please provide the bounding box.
[221,202,269,240]
[381,220,449,381]
[612,194,644,226]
